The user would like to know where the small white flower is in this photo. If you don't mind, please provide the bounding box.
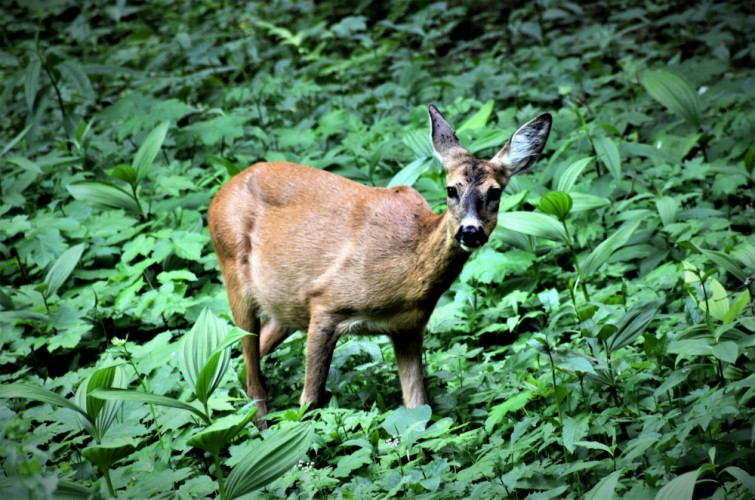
[111,337,126,347]
[385,436,401,447]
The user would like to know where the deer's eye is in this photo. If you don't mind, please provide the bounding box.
[446,186,458,199]
[488,187,502,203]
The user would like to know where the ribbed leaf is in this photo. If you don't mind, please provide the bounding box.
[403,128,434,159]
[67,181,140,213]
[0,383,89,420]
[81,439,137,471]
[655,469,699,500]
[581,219,641,278]
[539,192,573,221]
[724,466,755,496]
[656,196,678,226]
[570,193,610,212]
[585,470,622,500]
[703,278,729,321]
[44,243,86,297]
[724,289,750,325]
[225,423,313,499]
[53,479,93,499]
[133,121,169,184]
[0,124,32,157]
[641,69,701,129]
[89,388,210,424]
[556,157,594,192]
[74,365,126,441]
[593,136,621,182]
[457,99,494,133]
[498,211,568,243]
[484,391,532,433]
[57,60,95,102]
[608,300,660,352]
[678,241,749,282]
[195,351,223,406]
[187,408,257,456]
[387,156,434,188]
[179,308,230,400]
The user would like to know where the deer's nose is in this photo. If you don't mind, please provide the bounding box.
[456,225,488,249]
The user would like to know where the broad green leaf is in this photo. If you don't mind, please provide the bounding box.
[723,289,750,324]
[575,440,613,456]
[24,58,41,110]
[333,448,372,478]
[581,219,641,278]
[558,357,597,376]
[724,466,755,496]
[562,416,589,453]
[208,155,241,177]
[0,124,32,157]
[0,383,89,420]
[388,157,434,188]
[744,149,755,176]
[556,157,593,192]
[179,308,231,401]
[382,405,432,436]
[457,99,494,133]
[711,341,739,363]
[188,408,257,456]
[403,128,434,159]
[484,391,532,433]
[585,470,622,500]
[67,181,140,213]
[593,136,621,182]
[74,365,126,441]
[608,300,660,352]
[656,196,678,226]
[44,243,86,297]
[195,350,223,406]
[53,479,93,499]
[133,121,169,184]
[57,60,95,102]
[655,469,699,500]
[81,439,137,471]
[498,211,567,243]
[641,69,701,129]
[678,241,749,282]
[569,193,610,212]
[110,164,137,184]
[703,279,729,321]
[225,423,313,499]
[539,192,573,221]
[89,388,210,424]
[728,375,755,388]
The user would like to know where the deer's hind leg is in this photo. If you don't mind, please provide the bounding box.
[222,261,268,425]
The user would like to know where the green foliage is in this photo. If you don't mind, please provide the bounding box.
[1,0,754,498]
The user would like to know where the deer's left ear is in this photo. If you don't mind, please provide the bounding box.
[491,113,552,175]
[428,104,468,168]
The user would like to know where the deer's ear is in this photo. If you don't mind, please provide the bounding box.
[428,104,467,167]
[491,113,552,175]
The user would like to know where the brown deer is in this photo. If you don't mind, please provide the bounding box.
[208,105,551,424]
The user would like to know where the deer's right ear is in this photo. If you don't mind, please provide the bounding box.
[428,104,466,167]
[490,113,552,176]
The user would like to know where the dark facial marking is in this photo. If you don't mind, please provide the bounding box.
[462,161,486,185]
[462,187,484,216]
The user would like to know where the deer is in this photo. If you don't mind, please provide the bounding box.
[208,104,551,426]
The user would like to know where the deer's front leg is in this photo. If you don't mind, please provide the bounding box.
[300,312,339,408]
[391,332,427,407]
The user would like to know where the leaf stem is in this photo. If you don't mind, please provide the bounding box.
[214,453,227,500]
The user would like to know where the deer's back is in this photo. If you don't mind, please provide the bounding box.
[208,162,440,330]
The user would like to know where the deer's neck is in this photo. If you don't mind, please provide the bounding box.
[413,211,470,306]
